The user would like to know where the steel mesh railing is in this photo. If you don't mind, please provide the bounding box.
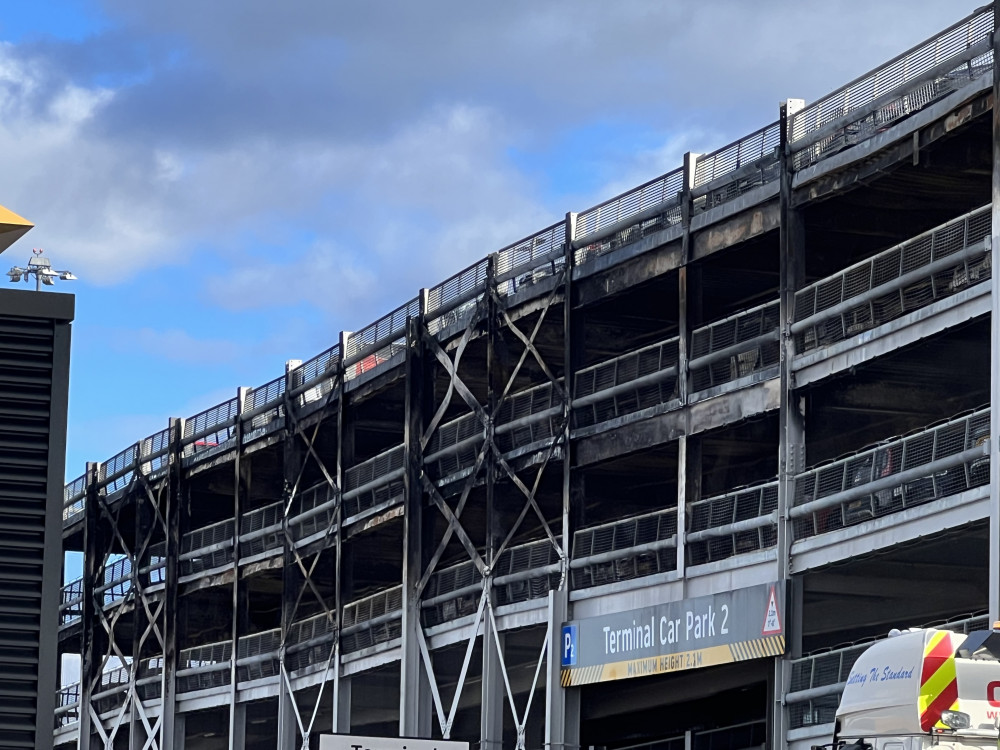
[243,374,286,445]
[92,662,130,714]
[290,480,339,542]
[181,396,239,465]
[792,407,990,539]
[690,301,780,392]
[491,537,562,607]
[686,481,779,567]
[63,472,86,526]
[424,411,484,482]
[237,628,281,682]
[422,559,484,627]
[425,380,564,483]
[341,585,403,653]
[790,7,994,169]
[60,578,83,626]
[239,501,283,559]
[176,640,232,694]
[496,222,567,297]
[180,517,234,577]
[573,336,680,430]
[571,508,678,589]
[290,343,341,410]
[345,298,419,382]
[426,258,490,337]
[494,381,564,454]
[135,655,164,701]
[96,556,133,607]
[54,683,80,729]
[422,537,562,626]
[787,612,990,729]
[692,122,781,214]
[343,444,405,520]
[139,425,172,478]
[98,443,138,497]
[794,205,991,353]
[574,167,684,267]
[285,611,338,674]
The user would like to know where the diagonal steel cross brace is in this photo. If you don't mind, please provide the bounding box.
[486,597,551,750]
[420,298,487,450]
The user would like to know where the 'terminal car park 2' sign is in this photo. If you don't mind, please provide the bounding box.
[560,581,786,686]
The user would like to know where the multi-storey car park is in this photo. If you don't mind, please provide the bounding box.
[52,5,1000,750]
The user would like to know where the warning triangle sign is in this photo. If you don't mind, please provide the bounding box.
[762,586,782,635]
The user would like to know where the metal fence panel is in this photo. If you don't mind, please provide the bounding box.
[790,7,994,169]
[793,408,989,539]
[795,206,991,353]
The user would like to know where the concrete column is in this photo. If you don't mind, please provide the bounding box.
[173,713,186,750]
[230,704,247,750]
[481,627,505,750]
[544,592,580,750]
[676,435,702,585]
[334,676,352,733]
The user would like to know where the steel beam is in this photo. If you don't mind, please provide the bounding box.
[776,97,806,750]
[161,418,184,750]
[229,388,250,750]
[279,400,304,750]
[78,462,102,750]
[544,592,579,750]
[400,305,432,738]
[990,0,1000,624]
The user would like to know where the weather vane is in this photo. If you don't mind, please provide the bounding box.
[7,248,76,291]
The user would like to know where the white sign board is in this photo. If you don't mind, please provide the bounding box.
[320,736,470,750]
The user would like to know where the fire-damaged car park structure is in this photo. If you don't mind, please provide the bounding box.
[52,5,1000,750]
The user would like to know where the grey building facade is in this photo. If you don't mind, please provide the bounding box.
[53,5,1000,750]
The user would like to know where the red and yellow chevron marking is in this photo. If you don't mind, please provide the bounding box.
[918,630,959,731]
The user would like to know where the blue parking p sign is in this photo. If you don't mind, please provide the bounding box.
[561,624,577,667]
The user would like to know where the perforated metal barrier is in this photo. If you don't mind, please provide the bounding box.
[690,301,780,392]
[572,337,680,429]
[344,299,418,382]
[792,407,990,539]
[693,122,781,214]
[424,381,564,485]
[181,397,239,466]
[686,481,778,567]
[341,585,403,653]
[343,445,405,521]
[574,168,685,266]
[571,510,677,589]
[496,222,567,297]
[790,7,994,170]
[421,538,561,627]
[242,375,286,446]
[291,343,341,412]
[794,205,991,353]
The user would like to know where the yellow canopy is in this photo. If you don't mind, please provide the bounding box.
[0,204,33,255]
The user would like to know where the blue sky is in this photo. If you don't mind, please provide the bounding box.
[0,0,971,482]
